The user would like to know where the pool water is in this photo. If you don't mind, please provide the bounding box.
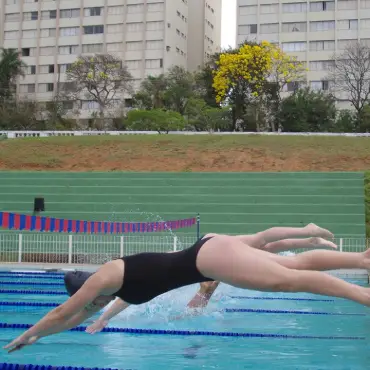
[0,273,368,369]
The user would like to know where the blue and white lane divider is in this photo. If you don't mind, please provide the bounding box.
[0,323,364,340]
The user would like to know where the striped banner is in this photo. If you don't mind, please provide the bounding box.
[0,212,197,234]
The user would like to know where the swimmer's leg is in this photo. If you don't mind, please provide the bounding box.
[263,237,337,253]
[236,223,334,249]
[197,238,370,307]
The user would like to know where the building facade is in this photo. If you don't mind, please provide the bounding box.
[0,0,221,117]
[236,0,370,108]
[187,0,222,71]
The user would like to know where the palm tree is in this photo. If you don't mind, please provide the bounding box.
[0,48,27,99]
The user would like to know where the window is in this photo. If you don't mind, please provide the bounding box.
[127,22,143,32]
[260,4,279,13]
[337,39,356,49]
[84,25,104,34]
[63,101,74,110]
[309,60,334,71]
[310,1,335,11]
[25,65,36,75]
[41,10,57,20]
[58,64,72,73]
[127,4,144,13]
[39,65,55,74]
[239,5,257,15]
[81,101,100,110]
[337,19,358,29]
[107,24,123,33]
[59,27,80,36]
[361,38,370,46]
[281,42,307,52]
[282,2,307,13]
[108,6,124,15]
[19,84,35,93]
[107,43,121,51]
[146,40,163,50]
[5,13,20,22]
[22,30,37,39]
[6,0,18,4]
[146,21,164,31]
[260,23,279,34]
[58,45,79,55]
[84,7,103,16]
[82,44,103,53]
[23,11,38,21]
[282,22,307,32]
[145,59,161,69]
[310,21,335,31]
[125,60,141,69]
[60,9,80,18]
[126,41,143,51]
[309,40,335,51]
[338,0,357,9]
[361,0,370,8]
[40,28,56,37]
[38,83,54,93]
[4,31,19,40]
[148,2,164,12]
[238,24,257,35]
[361,19,370,29]
[310,80,331,91]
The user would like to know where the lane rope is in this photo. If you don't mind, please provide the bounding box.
[225,308,366,316]
[0,323,365,340]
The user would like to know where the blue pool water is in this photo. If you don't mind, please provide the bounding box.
[0,273,368,369]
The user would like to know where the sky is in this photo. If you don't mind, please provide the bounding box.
[221,0,236,49]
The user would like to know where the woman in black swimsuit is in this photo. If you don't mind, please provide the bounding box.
[5,223,370,353]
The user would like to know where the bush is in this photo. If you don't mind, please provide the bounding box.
[277,88,337,132]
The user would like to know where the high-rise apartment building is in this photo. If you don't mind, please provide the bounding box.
[236,0,370,108]
[0,0,222,117]
[187,0,222,71]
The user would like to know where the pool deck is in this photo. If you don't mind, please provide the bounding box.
[0,263,369,281]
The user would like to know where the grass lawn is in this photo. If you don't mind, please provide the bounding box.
[1,135,370,172]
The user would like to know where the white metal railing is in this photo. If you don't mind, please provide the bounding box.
[0,233,368,266]
[0,233,197,265]
[2,131,370,139]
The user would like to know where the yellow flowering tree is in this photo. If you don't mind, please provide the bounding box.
[65,54,133,128]
[212,41,306,131]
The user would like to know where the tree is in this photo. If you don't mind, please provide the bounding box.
[0,100,43,130]
[185,98,232,131]
[276,88,337,132]
[65,54,133,128]
[0,48,27,100]
[133,66,199,114]
[328,41,370,119]
[125,109,185,134]
[133,74,168,109]
[212,42,304,131]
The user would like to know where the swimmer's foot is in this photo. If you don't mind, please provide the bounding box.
[361,248,370,269]
[309,237,337,250]
[304,223,334,241]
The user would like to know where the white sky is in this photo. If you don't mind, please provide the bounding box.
[221,0,236,49]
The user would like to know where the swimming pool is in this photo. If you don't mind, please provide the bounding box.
[0,271,368,370]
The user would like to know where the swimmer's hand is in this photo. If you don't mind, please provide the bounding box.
[3,334,39,353]
[85,320,108,334]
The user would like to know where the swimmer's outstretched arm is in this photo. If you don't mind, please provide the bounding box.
[187,281,220,309]
[4,263,121,353]
[86,298,130,334]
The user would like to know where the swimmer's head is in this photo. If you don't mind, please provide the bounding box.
[64,270,93,296]
[64,270,115,306]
